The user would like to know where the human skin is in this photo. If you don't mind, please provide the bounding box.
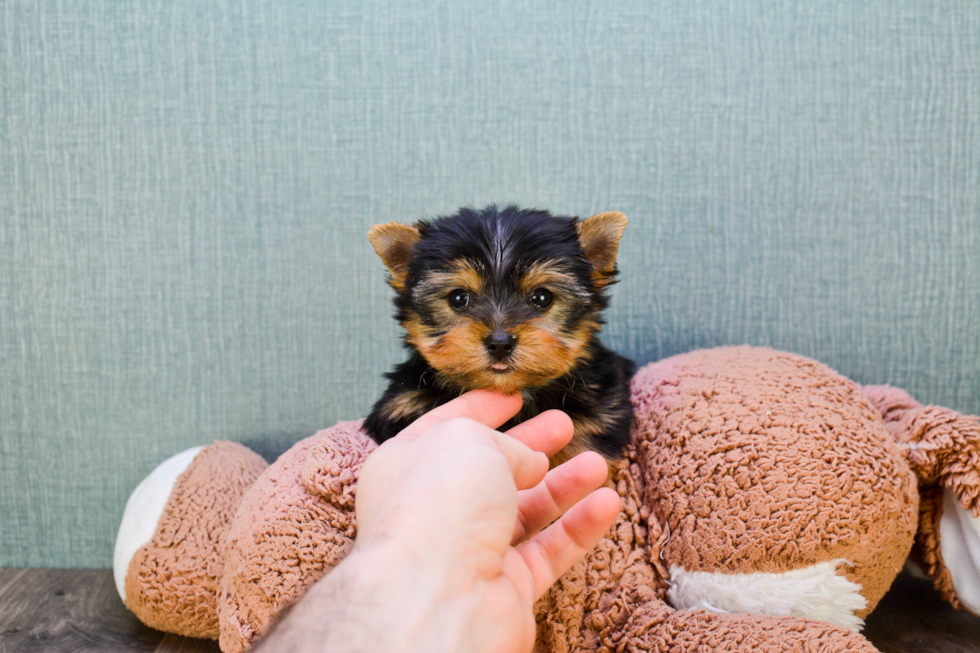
[253,390,622,653]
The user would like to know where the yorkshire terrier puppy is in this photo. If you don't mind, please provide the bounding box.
[363,205,636,465]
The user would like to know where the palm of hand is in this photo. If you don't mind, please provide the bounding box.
[355,393,620,653]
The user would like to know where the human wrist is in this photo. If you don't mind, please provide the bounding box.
[289,539,474,653]
[359,538,499,653]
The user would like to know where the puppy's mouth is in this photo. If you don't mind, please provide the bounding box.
[490,363,510,373]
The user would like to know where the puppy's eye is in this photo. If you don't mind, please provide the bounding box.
[447,288,470,310]
[530,288,554,309]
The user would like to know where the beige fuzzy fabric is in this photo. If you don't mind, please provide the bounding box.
[536,443,878,652]
[124,346,980,651]
[217,421,375,653]
[531,347,915,651]
[124,441,267,638]
[632,347,918,619]
[860,384,980,610]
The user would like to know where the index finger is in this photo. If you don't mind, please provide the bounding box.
[396,389,523,441]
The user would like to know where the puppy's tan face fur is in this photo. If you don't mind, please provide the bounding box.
[402,259,601,394]
[369,211,627,394]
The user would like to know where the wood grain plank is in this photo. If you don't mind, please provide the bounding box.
[0,568,160,652]
[0,569,214,653]
[0,572,29,603]
[154,634,219,653]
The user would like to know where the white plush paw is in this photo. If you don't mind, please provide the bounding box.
[113,446,204,602]
[940,487,980,614]
[668,559,868,631]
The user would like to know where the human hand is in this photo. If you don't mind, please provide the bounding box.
[255,390,620,653]
[353,390,621,653]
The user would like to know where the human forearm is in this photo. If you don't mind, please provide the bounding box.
[253,543,473,653]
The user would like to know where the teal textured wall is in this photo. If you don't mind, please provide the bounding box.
[2,1,978,567]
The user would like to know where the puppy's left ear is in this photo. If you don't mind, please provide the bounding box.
[368,222,421,291]
[577,212,628,288]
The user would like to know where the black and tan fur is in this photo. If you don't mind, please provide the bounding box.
[363,205,636,465]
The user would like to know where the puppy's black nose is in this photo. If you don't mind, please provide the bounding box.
[484,330,517,362]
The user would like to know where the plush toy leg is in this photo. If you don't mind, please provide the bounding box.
[115,446,205,603]
[861,385,980,615]
[217,421,375,653]
[937,487,980,612]
[626,350,918,629]
[115,442,268,639]
[534,449,878,652]
[666,558,868,632]
[609,599,880,652]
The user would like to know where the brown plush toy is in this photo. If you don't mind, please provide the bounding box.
[113,346,980,652]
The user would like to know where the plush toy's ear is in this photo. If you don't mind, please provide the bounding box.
[368,223,421,291]
[862,385,980,515]
[862,384,980,614]
[577,212,628,288]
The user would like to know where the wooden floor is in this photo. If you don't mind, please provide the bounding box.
[0,569,217,653]
[0,568,978,652]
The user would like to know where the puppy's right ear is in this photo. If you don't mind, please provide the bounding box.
[577,212,628,289]
[368,223,421,291]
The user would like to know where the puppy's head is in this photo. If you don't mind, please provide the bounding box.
[369,206,627,393]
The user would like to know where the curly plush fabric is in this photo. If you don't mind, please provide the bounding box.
[860,384,980,610]
[124,441,267,638]
[532,443,877,652]
[217,421,375,653]
[631,347,918,619]
[533,445,667,652]
[123,346,977,652]
[607,601,879,652]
